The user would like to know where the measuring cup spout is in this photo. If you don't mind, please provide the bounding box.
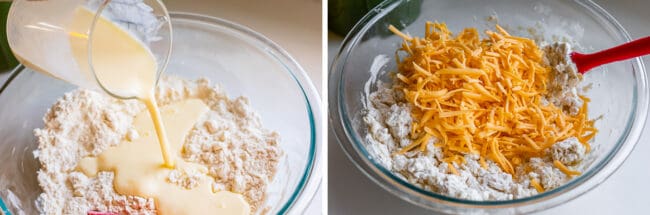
[6,0,172,98]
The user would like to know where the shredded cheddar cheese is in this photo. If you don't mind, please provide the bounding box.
[553,160,581,176]
[530,179,545,193]
[389,22,596,176]
[448,163,460,175]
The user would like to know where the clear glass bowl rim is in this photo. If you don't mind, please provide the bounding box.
[329,0,649,211]
[0,12,322,215]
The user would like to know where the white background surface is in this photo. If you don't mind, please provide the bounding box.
[1,0,323,214]
[328,0,650,214]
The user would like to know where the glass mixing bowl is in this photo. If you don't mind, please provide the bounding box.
[0,13,322,214]
[329,0,648,214]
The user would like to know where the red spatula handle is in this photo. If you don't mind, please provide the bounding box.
[570,36,650,74]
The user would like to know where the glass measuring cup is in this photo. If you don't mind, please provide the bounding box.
[6,0,172,99]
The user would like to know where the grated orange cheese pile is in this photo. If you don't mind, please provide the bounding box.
[389,22,597,176]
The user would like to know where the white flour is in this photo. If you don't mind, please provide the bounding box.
[363,43,587,200]
[543,43,584,115]
[34,77,281,214]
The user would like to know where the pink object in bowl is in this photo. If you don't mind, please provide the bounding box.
[87,211,118,215]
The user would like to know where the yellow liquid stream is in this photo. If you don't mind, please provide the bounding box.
[77,99,249,214]
[68,7,249,214]
[69,7,174,167]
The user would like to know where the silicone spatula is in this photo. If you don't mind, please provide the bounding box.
[570,36,650,74]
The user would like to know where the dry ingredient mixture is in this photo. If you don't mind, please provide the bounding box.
[34,77,281,214]
[363,23,596,200]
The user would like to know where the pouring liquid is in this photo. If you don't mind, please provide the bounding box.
[69,7,175,168]
[67,7,249,215]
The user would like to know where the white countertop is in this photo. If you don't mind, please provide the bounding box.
[165,0,323,95]
[328,0,650,214]
[0,73,8,83]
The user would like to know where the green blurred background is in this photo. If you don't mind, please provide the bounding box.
[328,0,422,37]
[328,0,384,36]
[1,1,18,73]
